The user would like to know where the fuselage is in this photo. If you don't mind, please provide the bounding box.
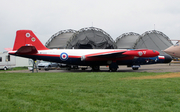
[7,30,173,71]
[164,43,180,58]
[9,49,169,66]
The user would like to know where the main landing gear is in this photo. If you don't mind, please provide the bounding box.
[91,62,119,72]
[91,64,140,72]
[128,65,140,70]
[91,66,100,71]
[132,67,139,70]
[132,65,140,70]
[109,62,118,72]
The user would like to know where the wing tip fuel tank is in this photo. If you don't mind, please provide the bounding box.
[122,49,159,57]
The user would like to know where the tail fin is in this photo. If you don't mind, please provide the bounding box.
[13,30,48,51]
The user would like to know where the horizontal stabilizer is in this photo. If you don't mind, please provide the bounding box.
[4,48,13,51]
[16,46,38,55]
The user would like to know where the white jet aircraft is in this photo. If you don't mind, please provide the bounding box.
[8,30,172,72]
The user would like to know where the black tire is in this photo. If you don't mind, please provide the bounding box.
[67,67,71,70]
[109,62,118,72]
[92,66,100,71]
[45,68,49,71]
[110,67,117,72]
[132,67,139,70]
[45,65,51,71]
[81,68,86,70]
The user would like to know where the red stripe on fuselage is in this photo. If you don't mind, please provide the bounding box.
[36,54,59,57]
[84,55,134,61]
[35,54,81,58]
[9,52,81,59]
[85,50,126,57]
[69,55,81,58]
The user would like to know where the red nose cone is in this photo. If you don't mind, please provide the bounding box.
[156,51,160,56]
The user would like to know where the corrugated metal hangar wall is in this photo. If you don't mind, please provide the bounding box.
[116,30,173,55]
[45,27,173,55]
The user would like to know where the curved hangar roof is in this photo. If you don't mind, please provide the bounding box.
[116,32,141,49]
[45,29,76,49]
[134,30,173,55]
[66,27,117,49]
[116,30,173,55]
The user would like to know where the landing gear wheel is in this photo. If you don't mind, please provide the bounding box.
[109,67,117,72]
[67,66,71,70]
[109,62,118,72]
[81,68,86,70]
[91,66,100,71]
[132,67,139,70]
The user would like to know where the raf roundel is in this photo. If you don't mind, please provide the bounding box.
[31,37,36,42]
[26,33,30,37]
[138,51,143,56]
[60,52,68,61]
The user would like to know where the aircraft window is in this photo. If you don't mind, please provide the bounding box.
[153,50,156,53]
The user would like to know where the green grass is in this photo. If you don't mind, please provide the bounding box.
[0,72,180,112]
[11,66,28,70]
[0,66,28,71]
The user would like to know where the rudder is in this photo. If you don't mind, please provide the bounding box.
[13,30,48,51]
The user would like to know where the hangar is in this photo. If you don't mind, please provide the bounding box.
[116,30,173,55]
[134,30,173,55]
[45,29,76,49]
[45,28,173,55]
[116,32,140,49]
[66,27,117,49]
[42,28,173,71]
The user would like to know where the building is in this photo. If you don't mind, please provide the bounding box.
[45,29,77,49]
[116,30,173,55]
[46,27,117,49]
[45,28,173,55]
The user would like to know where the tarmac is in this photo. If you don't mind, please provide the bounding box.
[4,63,180,73]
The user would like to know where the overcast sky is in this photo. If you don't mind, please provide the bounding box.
[1,0,180,51]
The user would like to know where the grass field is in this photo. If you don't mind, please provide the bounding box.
[0,72,180,112]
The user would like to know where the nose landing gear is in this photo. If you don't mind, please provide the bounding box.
[131,65,140,70]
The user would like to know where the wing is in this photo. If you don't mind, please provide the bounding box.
[81,50,127,61]
[81,49,159,61]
